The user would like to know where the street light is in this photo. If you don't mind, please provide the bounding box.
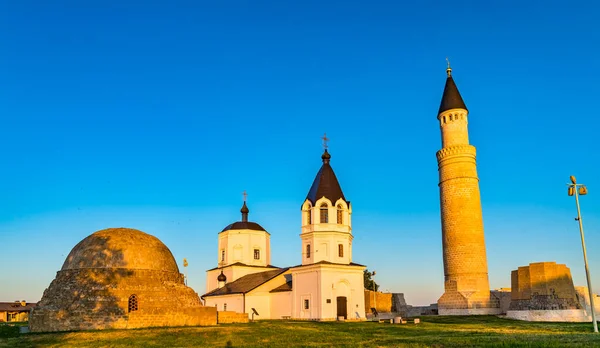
[567,175,598,333]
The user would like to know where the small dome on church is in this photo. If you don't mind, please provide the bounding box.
[221,201,268,233]
[217,271,227,282]
[241,201,249,214]
[61,228,180,273]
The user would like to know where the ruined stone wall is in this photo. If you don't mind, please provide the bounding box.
[364,290,393,313]
[30,268,217,332]
[509,262,580,311]
[491,290,512,314]
[217,311,249,324]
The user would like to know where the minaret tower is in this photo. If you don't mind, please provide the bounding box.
[436,61,499,315]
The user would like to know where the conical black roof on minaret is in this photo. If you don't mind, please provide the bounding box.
[305,150,347,205]
[438,68,467,115]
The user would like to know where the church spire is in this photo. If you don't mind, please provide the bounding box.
[305,135,346,205]
[438,59,467,115]
[241,190,249,222]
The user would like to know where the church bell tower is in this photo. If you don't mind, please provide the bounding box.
[300,135,353,266]
[436,62,500,315]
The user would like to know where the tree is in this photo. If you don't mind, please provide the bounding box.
[364,269,379,292]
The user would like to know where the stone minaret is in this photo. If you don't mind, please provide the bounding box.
[436,64,499,315]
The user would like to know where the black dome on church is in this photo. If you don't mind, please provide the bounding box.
[221,201,268,233]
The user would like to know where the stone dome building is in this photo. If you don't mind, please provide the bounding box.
[30,228,216,332]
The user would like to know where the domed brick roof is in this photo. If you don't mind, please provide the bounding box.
[61,228,180,273]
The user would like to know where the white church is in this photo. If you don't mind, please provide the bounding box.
[201,147,367,320]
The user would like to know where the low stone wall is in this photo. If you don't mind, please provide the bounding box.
[364,290,393,313]
[491,290,512,315]
[506,309,590,322]
[217,311,249,324]
[30,306,217,332]
[439,308,502,316]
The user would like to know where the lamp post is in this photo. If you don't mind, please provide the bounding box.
[567,175,598,333]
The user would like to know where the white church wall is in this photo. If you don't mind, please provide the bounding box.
[245,272,291,320]
[319,266,366,320]
[271,291,292,319]
[204,294,244,313]
[218,229,271,267]
[245,294,271,320]
[292,269,320,319]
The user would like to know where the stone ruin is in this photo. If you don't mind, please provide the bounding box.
[29,228,216,332]
[505,261,590,322]
[509,262,581,311]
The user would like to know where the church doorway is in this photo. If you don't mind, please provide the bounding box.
[336,296,347,319]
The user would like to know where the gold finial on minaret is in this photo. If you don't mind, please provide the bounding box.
[446,57,452,77]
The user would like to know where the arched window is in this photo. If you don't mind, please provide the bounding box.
[128,294,138,313]
[306,205,312,225]
[338,244,344,257]
[221,250,225,262]
[320,203,328,223]
[306,244,311,258]
[337,205,343,224]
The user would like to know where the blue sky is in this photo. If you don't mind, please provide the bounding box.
[1,1,599,306]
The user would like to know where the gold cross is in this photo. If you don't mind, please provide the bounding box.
[321,133,329,150]
[242,190,247,202]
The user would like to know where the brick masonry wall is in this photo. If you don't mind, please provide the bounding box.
[509,262,581,311]
[29,268,217,332]
[436,109,495,311]
[364,290,393,313]
[217,311,249,324]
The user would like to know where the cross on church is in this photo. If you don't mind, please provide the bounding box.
[321,133,329,150]
[242,190,247,202]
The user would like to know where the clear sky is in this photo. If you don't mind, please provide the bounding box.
[1,1,599,306]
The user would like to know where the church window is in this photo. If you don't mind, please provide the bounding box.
[304,299,310,310]
[254,249,260,260]
[320,203,328,223]
[338,244,344,257]
[221,250,225,262]
[306,209,312,224]
[128,294,138,313]
[337,205,343,224]
[224,303,227,311]
[306,244,311,258]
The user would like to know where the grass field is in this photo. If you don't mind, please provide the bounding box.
[1,316,599,347]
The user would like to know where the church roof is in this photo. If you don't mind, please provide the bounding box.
[221,201,268,233]
[221,221,267,233]
[0,302,37,312]
[202,268,289,298]
[269,281,292,293]
[205,262,280,272]
[305,150,347,206]
[438,69,467,115]
[288,260,366,269]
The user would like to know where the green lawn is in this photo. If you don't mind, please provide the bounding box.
[1,316,599,347]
